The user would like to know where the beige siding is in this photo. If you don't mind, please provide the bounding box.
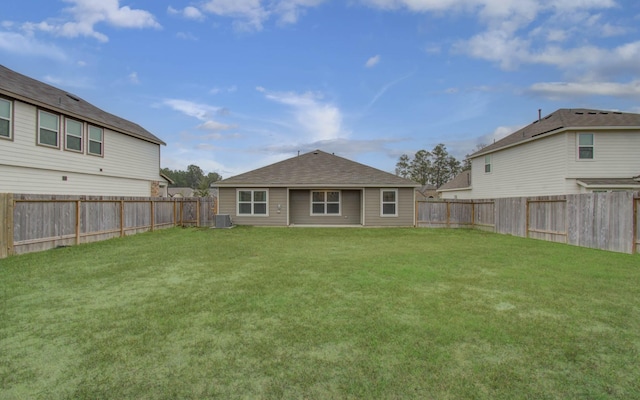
[218,187,288,226]
[0,165,152,196]
[440,188,473,200]
[363,187,415,227]
[0,100,161,196]
[471,133,569,199]
[566,130,640,180]
[290,189,361,225]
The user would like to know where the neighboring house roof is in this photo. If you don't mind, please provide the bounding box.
[160,173,175,185]
[437,170,471,192]
[576,178,640,189]
[168,187,194,197]
[471,108,640,157]
[416,184,438,200]
[216,150,420,187]
[0,64,165,145]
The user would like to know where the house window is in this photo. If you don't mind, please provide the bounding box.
[238,189,268,215]
[311,190,340,215]
[0,98,11,139]
[38,110,59,147]
[381,189,398,216]
[578,133,594,160]
[88,125,103,156]
[65,118,83,152]
[484,155,492,173]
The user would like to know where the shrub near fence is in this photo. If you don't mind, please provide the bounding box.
[0,193,216,258]
[417,191,639,254]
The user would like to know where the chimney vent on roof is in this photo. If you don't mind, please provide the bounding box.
[538,109,541,121]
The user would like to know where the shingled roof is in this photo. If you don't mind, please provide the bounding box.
[472,108,640,157]
[437,170,471,191]
[0,64,164,145]
[217,150,419,187]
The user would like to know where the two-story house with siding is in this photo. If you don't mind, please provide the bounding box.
[0,64,167,197]
[438,108,640,199]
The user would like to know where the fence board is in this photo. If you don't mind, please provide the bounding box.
[0,193,13,258]
[528,198,567,243]
[1,195,214,257]
[635,196,639,254]
[417,192,638,254]
[495,197,527,237]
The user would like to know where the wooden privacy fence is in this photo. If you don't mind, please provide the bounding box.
[417,191,639,254]
[0,193,216,258]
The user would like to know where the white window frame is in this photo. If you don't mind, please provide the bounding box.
[37,109,60,148]
[380,189,398,217]
[484,155,492,173]
[88,125,104,156]
[64,118,83,153]
[310,190,341,216]
[0,97,12,140]
[237,189,269,216]
[577,133,594,160]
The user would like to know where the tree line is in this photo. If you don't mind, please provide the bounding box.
[395,143,484,187]
[160,165,222,197]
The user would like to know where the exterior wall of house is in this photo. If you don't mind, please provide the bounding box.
[217,187,288,226]
[0,99,161,196]
[363,187,415,227]
[565,130,640,180]
[470,133,569,199]
[439,188,473,200]
[289,189,361,225]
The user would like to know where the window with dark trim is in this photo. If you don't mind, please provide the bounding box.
[38,110,59,147]
[578,133,594,160]
[238,189,268,215]
[0,98,11,139]
[65,118,83,152]
[88,125,103,156]
[381,189,398,216]
[311,190,340,215]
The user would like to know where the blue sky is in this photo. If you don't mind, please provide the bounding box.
[2,1,640,178]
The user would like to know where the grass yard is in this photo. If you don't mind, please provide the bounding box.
[1,227,639,399]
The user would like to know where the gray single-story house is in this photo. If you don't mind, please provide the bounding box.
[215,150,420,226]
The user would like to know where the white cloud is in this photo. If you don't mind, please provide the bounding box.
[365,54,381,68]
[258,87,345,142]
[128,71,139,84]
[168,6,205,21]
[486,125,521,142]
[529,80,640,99]
[163,99,221,121]
[0,31,67,60]
[200,0,325,31]
[21,0,160,43]
[197,120,238,131]
[176,32,198,40]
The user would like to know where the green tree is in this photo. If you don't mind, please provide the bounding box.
[431,143,461,187]
[463,143,487,171]
[395,154,411,178]
[409,150,432,185]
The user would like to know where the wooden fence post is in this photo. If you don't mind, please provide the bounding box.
[0,193,14,258]
[75,200,81,245]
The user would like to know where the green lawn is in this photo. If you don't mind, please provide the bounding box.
[1,227,639,399]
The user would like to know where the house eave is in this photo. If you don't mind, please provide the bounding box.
[0,88,166,146]
[215,183,421,188]
[471,125,640,158]
[436,186,472,193]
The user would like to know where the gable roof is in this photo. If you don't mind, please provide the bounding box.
[216,150,419,187]
[0,64,165,145]
[437,170,471,192]
[472,108,640,158]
